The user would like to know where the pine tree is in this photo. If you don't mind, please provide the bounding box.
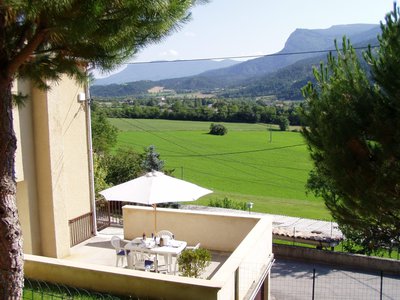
[300,4,400,254]
[0,1,206,297]
[142,145,165,172]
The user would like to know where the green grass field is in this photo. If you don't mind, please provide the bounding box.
[109,118,331,220]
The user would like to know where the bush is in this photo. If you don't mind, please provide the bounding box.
[209,123,227,135]
[178,248,211,278]
[208,197,247,211]
[104,147,143,186]
[275,116,289,131]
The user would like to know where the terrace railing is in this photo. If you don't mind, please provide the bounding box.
[96,199,137,228]
[68,212,93,247]
[96,199,111,230]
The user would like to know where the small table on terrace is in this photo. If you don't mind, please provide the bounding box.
[125,238,187,274]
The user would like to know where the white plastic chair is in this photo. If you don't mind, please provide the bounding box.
[157,230,174,239]
[125,242,156,271]
[110,236,127,267]
[124,243,137,269]
[156,230,175,271]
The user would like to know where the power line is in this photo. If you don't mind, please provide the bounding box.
[172,165,305,192]
[113,117,303,181]
[162,143,305,158]
[121,118,268,180]
[123,44,380,65]
[113,118,309,185]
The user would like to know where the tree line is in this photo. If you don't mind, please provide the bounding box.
[94,97,301,129]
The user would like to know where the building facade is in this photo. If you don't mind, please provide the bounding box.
[13,76,93,258]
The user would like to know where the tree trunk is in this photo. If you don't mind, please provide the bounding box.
[0,78,24,299]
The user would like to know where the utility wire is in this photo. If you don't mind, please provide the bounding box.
[162,143,305,158]
[115,118,309,184]
[121,118,268,180]
[122,44,380,65]
[114,117,303,180]
[172,165,305,192]
[99,43,372,183]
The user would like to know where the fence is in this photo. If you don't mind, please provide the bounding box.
[68,212,94,247]
[96,199,136,227]
[0,273,120,300]
[22,277,168,300]
[23,278,120,299]
[96,199,111,230]
[271,261,400,300]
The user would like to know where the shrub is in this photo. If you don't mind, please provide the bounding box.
[275,116,289,131]
[178,248,211,278]
[209,123,227,135]
[208,197,247,211]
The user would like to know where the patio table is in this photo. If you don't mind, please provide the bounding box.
[125,238,187,273]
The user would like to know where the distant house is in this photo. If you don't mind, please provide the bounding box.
[13,75,94,258]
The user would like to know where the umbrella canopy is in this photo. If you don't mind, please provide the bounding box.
[99,171,212,204]
[99,171,213,232]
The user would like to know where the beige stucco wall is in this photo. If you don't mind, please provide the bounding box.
[123,206,273,299]
[213,216,273,299]
[123,206,259,251]
[14,79,42,255]
[12,81,24,182]
[13,75,92,258]
[26,207,273,299]
[24,254,221,300]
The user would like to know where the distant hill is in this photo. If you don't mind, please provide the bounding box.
[191,24,379,83]
[93,59,240,85]
[222,35,380,100]
[221,25,380,100]
[91,23,380,98]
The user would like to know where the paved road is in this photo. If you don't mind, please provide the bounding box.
[271,259,400,300]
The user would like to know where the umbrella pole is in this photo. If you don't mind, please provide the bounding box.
[153,204,157,234]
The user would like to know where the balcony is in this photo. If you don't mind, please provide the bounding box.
[24,205,273,300]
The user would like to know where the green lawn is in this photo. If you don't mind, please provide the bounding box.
[109,118,330,220]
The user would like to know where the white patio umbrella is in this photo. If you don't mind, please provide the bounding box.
[99,171,213,232]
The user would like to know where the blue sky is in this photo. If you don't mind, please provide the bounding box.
[96,0,395,77]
